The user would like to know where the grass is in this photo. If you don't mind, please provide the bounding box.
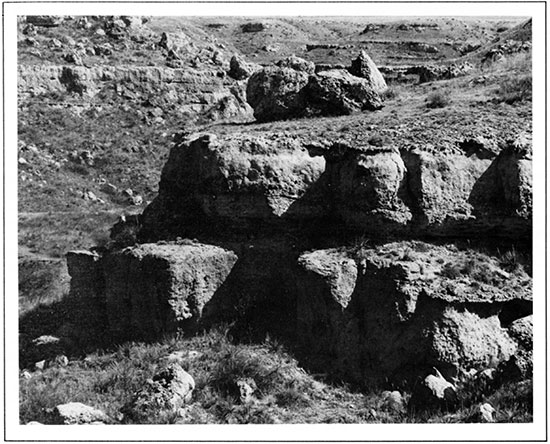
[19,211,122,258]
[426,91,451,108]
[488,52,532,104]
[19,326,532,424]
[495,75,531,104]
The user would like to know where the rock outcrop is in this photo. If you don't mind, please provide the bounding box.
[305,69,384,115]
[140,132,532,240]
[140,133,327,236]
[409,369,457,411]
[348,50,388,94]
[295,241,529,384]
[246,55,385,122]
[18,64,253,123]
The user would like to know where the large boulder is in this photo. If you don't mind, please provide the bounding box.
[102,242,238,341]
[296,241,529,385]
[246,66,310,122]
[499,315,533,380]
[246,55,384,122]
[304,69,384,115]
[348,51,388,94]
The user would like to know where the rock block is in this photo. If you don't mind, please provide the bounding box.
[296,241,528,384]
[103,242,237,341]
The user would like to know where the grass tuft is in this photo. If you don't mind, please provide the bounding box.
[426,91,450,109]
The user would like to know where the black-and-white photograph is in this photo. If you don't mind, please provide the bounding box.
[5,1,546,441]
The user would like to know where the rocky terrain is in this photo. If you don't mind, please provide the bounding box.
[18,15,533,425]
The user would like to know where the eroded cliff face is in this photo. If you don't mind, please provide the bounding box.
[18,65,253,123]
[296,242,530,384]
[67,128,532,385]
[140,131,532,241]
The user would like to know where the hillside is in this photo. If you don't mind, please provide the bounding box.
[17,15,533,427]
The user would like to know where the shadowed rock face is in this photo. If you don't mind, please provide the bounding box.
[67,243,237,343]
[246,67,311,122]
[66,132,531,387]
[140,132,532,241]
[102,243,238,341]
[296,241,529,384]
[140,133,328,238]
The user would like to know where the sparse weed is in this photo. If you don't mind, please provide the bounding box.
[426,92,450,109]
[381,87,399,101]
[496,75,531,104]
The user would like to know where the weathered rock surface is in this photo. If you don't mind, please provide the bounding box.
[228,55,261,80]
[102,242,238,341]
[140,133,326,236]
[499,315,533,380]
[18,64,253,124]
[321,144,411,231]
[296,241,528,384]
[246,66,310,122]
[123,364,195,422]
[348,51,388,94]
[46,402,110,425]
[140,132,532,240]
[47,250,109,348]
[246,55,384,122]
[276,55,316,74]
[403,133,532,238]
[305,69,384,115]
[381,390,406,413]
[471,403,496,422]
[18,252,69,313]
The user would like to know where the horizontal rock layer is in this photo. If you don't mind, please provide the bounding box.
[140,132,532,241]
[296,241,531,384]
[18,65,253,123]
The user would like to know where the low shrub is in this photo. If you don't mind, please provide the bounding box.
[496,75,532,104]
[426,91,450,108]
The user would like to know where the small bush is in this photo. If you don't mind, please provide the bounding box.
[381,87,399,100]
[426,92,450,109]
[496,75,532,104]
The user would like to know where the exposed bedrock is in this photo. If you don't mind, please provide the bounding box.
[18,65,254,123]
[140,132,532,241]
[139,133,329,240]
[295,241,531,385]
